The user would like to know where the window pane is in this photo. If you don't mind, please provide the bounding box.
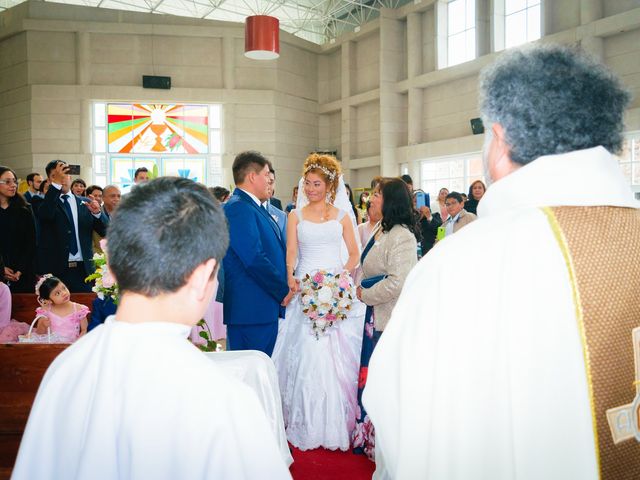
[95,129,106,153]
[465,28,476,61]
[450,178,464,192]
[95,175,107,187]
[450,159,464,177]
[448,31,466,66]
[465,0,475,30]
[506,0,527,15]
[209,105,222,129]
[210,131,222,154]
[468,155,483,176]
[527,5,541,42]
[94,103,106,128]
[620,163,632,183]
[633,163,640,185]
[633,139,640,162]
[93,155,106,174]
[505,10,527,48]
[448,0,466,35]
[527,0,540,7]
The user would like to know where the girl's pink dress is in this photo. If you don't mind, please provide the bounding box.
[35,304,89,342]
[0,283,29,342]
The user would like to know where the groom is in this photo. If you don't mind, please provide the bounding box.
[223,151,291,356]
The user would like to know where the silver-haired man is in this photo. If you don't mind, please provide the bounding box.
[364,44,639,479]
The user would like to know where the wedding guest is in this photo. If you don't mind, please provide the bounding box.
[13,176,291,480]
[134,166,149,184]
[442,191,476,237]
[430,187,449,222]
[102,185,121,220]
[285,185,298,213]
[357,191,370,224]
[400,174,414,193]
[34,275,89,341]
[353,177,418,460]
[418,200,442,256]
[0,166,36,292]
[266,167,287,240]
[364,44,637,479]
[268,166,283,211]
[465,179,486,215]
[36,160,107,292]
[86,185,104,205]
[345,182,360,223]
[24,172,43,203]
[0,257,29,342]
[211,186,230,203]
[70,178,87,197]
[358,201,380,249]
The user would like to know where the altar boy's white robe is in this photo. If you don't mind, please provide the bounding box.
[12,318,291,480]
[364,147,640,479]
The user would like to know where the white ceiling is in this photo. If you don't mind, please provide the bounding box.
[0,0,412,44]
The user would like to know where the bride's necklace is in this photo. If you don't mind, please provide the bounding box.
[310,202,329,221]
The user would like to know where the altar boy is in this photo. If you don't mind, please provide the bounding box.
[13,177,291,479]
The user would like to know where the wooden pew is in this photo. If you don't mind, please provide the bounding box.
[11,293,97,325]
[0,293,96,479]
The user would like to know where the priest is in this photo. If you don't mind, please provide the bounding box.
[12,177,291,479]
[364,44,640,479]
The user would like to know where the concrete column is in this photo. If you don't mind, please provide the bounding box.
[476,0,490,57]
[76,31,90,85]
[580,0,604,59]
[222,36,235,89]
[379,11,406,177]
[581,0,603,24]
[222,103,235,187]
[341,106,356,180]
[341,41,354,99]
[407,12,422,78]
[408,88,422,145]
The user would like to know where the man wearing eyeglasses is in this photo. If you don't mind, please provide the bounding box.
[442,191,476,237]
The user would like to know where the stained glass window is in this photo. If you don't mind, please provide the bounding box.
[93,102,223,187]
[107,104,209,154]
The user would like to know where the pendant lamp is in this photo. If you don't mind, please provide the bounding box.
[245,15,280,60]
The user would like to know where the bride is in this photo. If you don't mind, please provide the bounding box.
[272,153,366,451]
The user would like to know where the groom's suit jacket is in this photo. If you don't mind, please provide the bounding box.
[223,188,289,326]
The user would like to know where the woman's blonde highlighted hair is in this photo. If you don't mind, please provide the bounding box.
[302,153,341,203]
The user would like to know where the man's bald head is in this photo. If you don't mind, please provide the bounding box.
[103,185,121,214]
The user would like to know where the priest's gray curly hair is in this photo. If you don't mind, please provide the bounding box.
[479,44,631,166]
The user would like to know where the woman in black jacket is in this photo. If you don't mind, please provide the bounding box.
[0,166,36,292]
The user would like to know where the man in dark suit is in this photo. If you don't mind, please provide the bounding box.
[223,151,292,356]
[267,166,283,211]
[24,172,43,203]
[265,168,287,241]
[37,160,107,292]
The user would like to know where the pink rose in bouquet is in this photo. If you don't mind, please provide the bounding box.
[313,271,324,283]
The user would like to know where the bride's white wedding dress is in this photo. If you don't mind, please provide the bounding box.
[272,208,366,451]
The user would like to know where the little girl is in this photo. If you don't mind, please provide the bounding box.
[34,275,89,342]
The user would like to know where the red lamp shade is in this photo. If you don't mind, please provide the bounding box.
[245,15,280,60]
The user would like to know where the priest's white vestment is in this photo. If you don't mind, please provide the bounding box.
[12,318,292,480]
[363,147,640,479]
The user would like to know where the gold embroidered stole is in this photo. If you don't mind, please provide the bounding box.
[544,206,640,480]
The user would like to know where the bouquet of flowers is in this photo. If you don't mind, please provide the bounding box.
[300,269,356,339]
[85,239,119,303]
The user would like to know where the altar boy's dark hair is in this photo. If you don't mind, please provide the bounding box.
[107,177,229,296]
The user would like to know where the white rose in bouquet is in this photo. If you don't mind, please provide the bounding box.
[317,285,333,304]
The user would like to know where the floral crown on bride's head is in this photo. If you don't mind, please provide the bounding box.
[304,163,336,181]
[35,274,53,297]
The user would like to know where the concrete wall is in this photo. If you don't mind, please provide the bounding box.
[0,1,319,195]
[2,0,640,194]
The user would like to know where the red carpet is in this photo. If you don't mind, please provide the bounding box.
[290,446,375,480]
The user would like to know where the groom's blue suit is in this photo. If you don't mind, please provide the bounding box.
[222,188,289,356]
